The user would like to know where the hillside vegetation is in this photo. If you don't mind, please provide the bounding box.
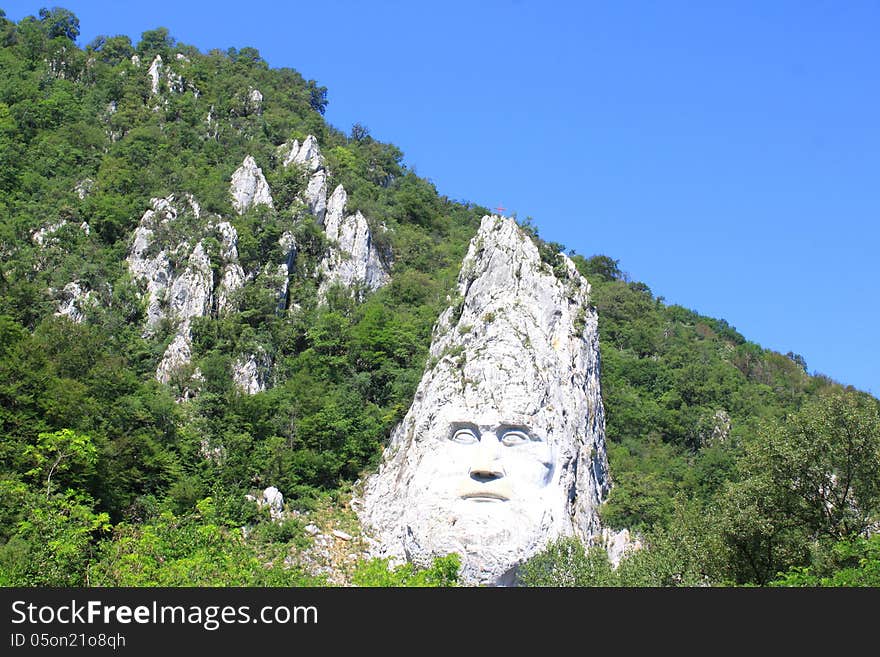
[0,8,876,586]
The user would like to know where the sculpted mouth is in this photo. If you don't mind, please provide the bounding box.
[459,490,509,502]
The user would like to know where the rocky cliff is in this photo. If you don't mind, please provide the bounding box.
[358,215,610,585]
[317,185,390,298]
[124,135,391,395]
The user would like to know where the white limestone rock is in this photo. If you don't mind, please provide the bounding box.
[358,215,610,586]
[261,486,284,521]
[247,88,263,115]
[127,207,172,335]
[318,185,390,298]
[602,527,643,568]
[304,169,328,224]
[166,242,212,325]
[55,282,92,323]
[279,135,327,222]
[74,178,94,200]
[281,134,324,172]
[232,350,272,395]
[156,329,194,385]
[126,195,243,386]
[230,155,274,214]
[155,241,212,385]
[31,220,68,247]
[147,55,163,94]
[215,221,245,313]
[148,54,189,96]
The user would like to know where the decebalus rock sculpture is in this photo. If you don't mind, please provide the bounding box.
[359,215,610,585]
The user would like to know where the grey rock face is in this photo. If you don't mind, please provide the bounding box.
[155,241,212,386]
[215,221,245,313]
[247,88,263,115]
[230,155,274,214]
[232,350,272,395]
[126,195,245,388]
[147,54,190,96]
[358,215,610,585]
[127,196,193,335]
[74,178,94,200]
[32,220,90,248]
[304,169,328,224]
[55,282,92,323]
[147,55,162,95]
[260,486,284,521]
[601,527,643,568]
[155,329,195,386]
[318,185,390,298]
[280,135,323,171]
[279,135,327,223]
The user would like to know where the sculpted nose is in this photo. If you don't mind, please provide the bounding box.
[469,438,504,481]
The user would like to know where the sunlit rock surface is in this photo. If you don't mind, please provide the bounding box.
[359,215,610,585]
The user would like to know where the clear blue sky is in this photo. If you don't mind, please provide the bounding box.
[4,1,878,395]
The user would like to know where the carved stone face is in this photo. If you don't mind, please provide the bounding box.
[428,412,555,506]
[359,216,609,585]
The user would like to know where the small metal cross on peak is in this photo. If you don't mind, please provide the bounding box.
[495,204,507,215]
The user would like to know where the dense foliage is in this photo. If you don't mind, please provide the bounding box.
[0,9,875,586]
[0,8,476,585]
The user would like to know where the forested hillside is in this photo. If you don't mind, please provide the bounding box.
[0,8,877,586]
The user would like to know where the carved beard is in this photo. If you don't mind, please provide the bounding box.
[401,495,555,582]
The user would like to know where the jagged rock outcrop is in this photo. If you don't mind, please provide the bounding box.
[126,195,245,388]
[215,220,245,314]
[246,88,263,115]
[276,135,388,297]
[280,135,323,171]
[258,486,284,521]
[230,155,274,214]
[317,185,390,298]
[602,527,643,568]
[279,135,327,223]
[155,241,212,388]
[304,170,328,223]
[147,54,194,97]
[358,215,610,586]
[147,55,162,94]
[55,281,93,323]
[232,350,272,395]
[74,178,93,200]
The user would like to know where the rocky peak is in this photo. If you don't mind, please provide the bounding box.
[147,54,196,97]
[280,135,324,172]
[230,155,274,214]
[279,134,327,223]
[317,185,390,298]
[126,195,245,391]
[358,215,609,585]
[246,88,263,115]
[147,55,163,95]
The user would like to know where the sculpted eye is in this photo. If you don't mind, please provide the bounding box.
[450,428,478,444]
[500,430,531,446]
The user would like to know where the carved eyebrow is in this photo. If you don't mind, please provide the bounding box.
[496,423,531,432]
[447,422,480,437]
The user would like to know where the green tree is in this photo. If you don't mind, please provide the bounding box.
[24,429,97,498]
[351,554,460,587]
[715,390,880,584]
[38,7,80,41]
[518,537,616,587]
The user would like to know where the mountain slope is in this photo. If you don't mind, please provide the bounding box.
[0,9,875,586]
